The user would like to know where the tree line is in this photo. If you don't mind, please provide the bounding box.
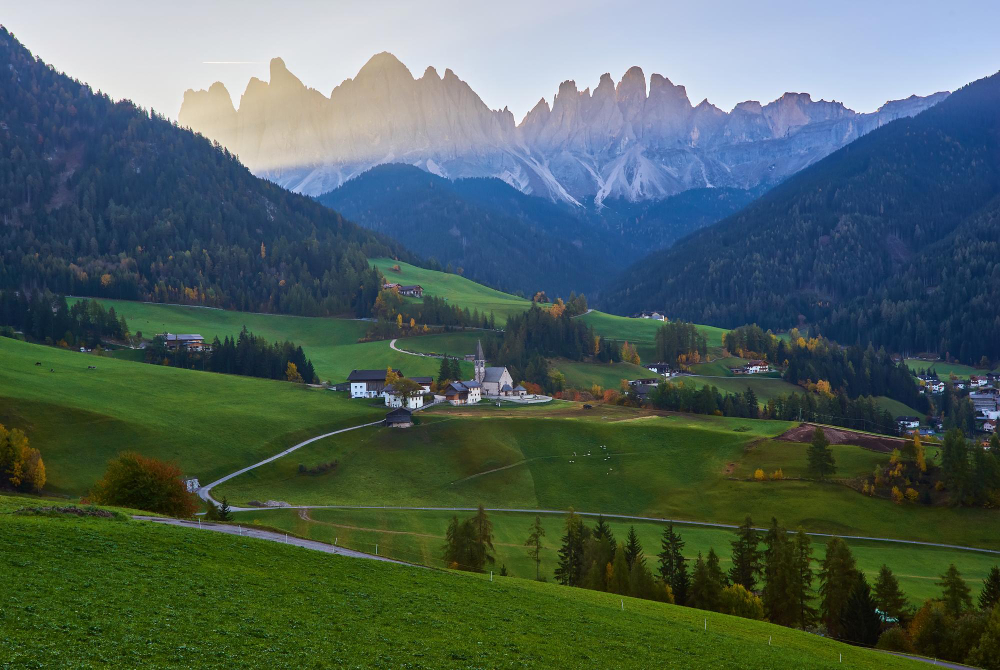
[0,292,127,348]
[145,327,318,384]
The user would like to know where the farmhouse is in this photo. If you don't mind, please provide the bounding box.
[953,379,967,391]
[897,416,920,431]
[348,369,401,399]
[473,340,517,397]
[731,360,770,375]
[383,384,424,410]
[647,362,675,376]
[444,380,482,405]
[922,379,945,394]
[984,420,997,433]
[629,378,661,387]
[970,375,988,388]
[385,407,413,428]
[636,311,666,321]
[410,376,433,393]
[398,285,424,298]
[382,282,401,290]
[160,333,205,352]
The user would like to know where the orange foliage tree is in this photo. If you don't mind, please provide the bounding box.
[0,423,46,492]
[91,452,197,517]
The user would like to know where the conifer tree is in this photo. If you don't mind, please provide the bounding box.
[449,357,462,382]
[623,526,644,570]
[807,426,837,480]
[938,563,973,616]
[609,545,630,595]
[873,564,910,623]
[819,537,858,637]
[762,518,797,626]
[689,550,725,611]
[470,504,495,570]
[554,509,587,586]
[437,357,451,385]
[840,575,882,647]
[218,497,233,522]
[593,515,616,553]
[791,530,817,629]
[729,515,762,591]
[979,565,1000,612]
[524,515,546,581]
[658,524,689,606]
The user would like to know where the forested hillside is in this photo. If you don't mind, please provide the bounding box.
[0,29,405,317]
[603,71,1000,364]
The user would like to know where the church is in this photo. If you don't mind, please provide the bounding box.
[473,340,526,398]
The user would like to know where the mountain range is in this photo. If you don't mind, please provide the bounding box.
[602,70,1000,363]
[178,54,948,207]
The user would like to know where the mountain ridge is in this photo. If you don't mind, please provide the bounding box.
[179,53,948,206]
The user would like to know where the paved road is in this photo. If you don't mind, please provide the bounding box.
[389,338,447,359]
[570,308,594,318]
[134,515,412,565]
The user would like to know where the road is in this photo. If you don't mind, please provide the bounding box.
[135,515,412,565]
[389,338,447,359]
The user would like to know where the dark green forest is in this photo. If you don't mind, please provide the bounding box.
[603,71,1000,365]
[0,29,404,317]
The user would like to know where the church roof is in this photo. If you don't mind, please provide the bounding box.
[476,339,485,361]
[501,384,513,392]
[482,367,508,383]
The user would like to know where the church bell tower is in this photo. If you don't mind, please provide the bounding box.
[474,339,486,383]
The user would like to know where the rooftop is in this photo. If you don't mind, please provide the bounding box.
[348,369,401,382]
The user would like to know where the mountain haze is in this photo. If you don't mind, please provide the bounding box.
[603,71,1000,363]
[179,54,948,206]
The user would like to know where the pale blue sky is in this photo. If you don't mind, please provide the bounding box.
[4,0,999,121]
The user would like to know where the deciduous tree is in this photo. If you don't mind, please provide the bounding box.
[90,451,197,517]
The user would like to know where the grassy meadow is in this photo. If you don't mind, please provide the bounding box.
[213,406,1000,551]
[904,358,995,379]
[579,311,728,359]
[0,337,386,496]
[230,506,999,607]
[370,257,533,324]
[82,297,470,382]
[0,498,921,669]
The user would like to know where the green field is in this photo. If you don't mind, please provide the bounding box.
[553,358,653,390]
[579,311,728,360]
[874,396,924,420]
[213,407,1000,551]
[666,374,803,404]
[905,358,995,380]
[230,507,999,607]
[0,337,385,496]
[394,330,483,359]
[370,257,533,324]
[0,498,920,669]
[687,357,751,376]
[83,298,470,383]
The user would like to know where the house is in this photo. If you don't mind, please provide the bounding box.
[410,376,433,393]
[444,380,482,405]
[473,340,517,397]
[347,369,401,399]
[629,378,661,387]
[970,392,1000,420]
[383,384,424,410]
[385,407,413,428]
[398,285,424,298]
[732,360,770,375]
[636,311,666,321]
[513,384,527,398]
[970,375,988,388]
[160,333,205,352]
[181,477,200,493]
[953,379,967,390]
[647,362,674,376]
[984,420,997,434]
[897,416,920,431]
[382,282,401,290]
[923,379,945,394]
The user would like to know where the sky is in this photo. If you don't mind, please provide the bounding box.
[4,0,1000,122]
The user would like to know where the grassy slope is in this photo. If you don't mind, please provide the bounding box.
[874,396,924,420]
[553,358,653,390]
[214,408,1000,551]
[0,503,918,669]
[905,359,995,379]
[0,337,385,496]
[667,375,803,404]
[394,330,483,359]
[84,298,470,382]
[231,507,999,607]
[579,311,728,358]
[370,257,533,324]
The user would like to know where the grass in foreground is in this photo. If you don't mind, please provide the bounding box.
[0,337,385,496]
[0,497,921,669]
[231,507,999,607]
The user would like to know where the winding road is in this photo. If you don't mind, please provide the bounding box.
[388,338,447,359]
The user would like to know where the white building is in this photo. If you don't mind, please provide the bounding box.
[348,369,400,399]
[473,340,516,397]
[383,385,425,410]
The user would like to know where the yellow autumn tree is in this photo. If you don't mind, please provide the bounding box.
[396,313,403,329]
[0,423,46,492]
[815,379,833,396]
[593,335,601,356]
[385,366,401,386]
[409,317,415,329]
[914,433,927,472]
[754,468,766,481]
[771,469,784,480]
[285,362,304,383]
[891,486,904,504]
[550,299,566,318]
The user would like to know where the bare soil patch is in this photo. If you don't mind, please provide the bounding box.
[777,423,904,453]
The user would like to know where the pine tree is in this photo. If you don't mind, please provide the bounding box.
[689,550,725,611]
[593,515,616,553]
[437,357,451,385]
[204,500,220,521]
[470,504,495,571]
[449,357,462,382]
[873,564,910,622]
[609,545,630,595]
[791,530,817,629]
[623,526,644,570]
[761,518,797,626]
[979,565,1000,611]
[554,509,586,586]
[658,524,689,605]
[218,497,232,522]
[839,575,882,646]
[938,563,973,616]
[729,515,761,591]
[443,515,461,568]
[807,426,837,480]
[524,515,546,581]
[819,537,858,637]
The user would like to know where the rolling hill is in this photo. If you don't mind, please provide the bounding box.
[0,28,404,317]
[602,70,1000,364]
[0,498,922,669]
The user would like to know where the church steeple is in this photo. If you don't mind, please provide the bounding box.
[474,339,486,383]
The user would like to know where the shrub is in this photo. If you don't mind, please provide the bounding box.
[876,626,913,653]
[754,468,766,481]
[0,423,46,492]
[891,486,904,504]
[90,451,197,517]
[719,584,765,620]
[771,468,784,480]
[298,460,339,476]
